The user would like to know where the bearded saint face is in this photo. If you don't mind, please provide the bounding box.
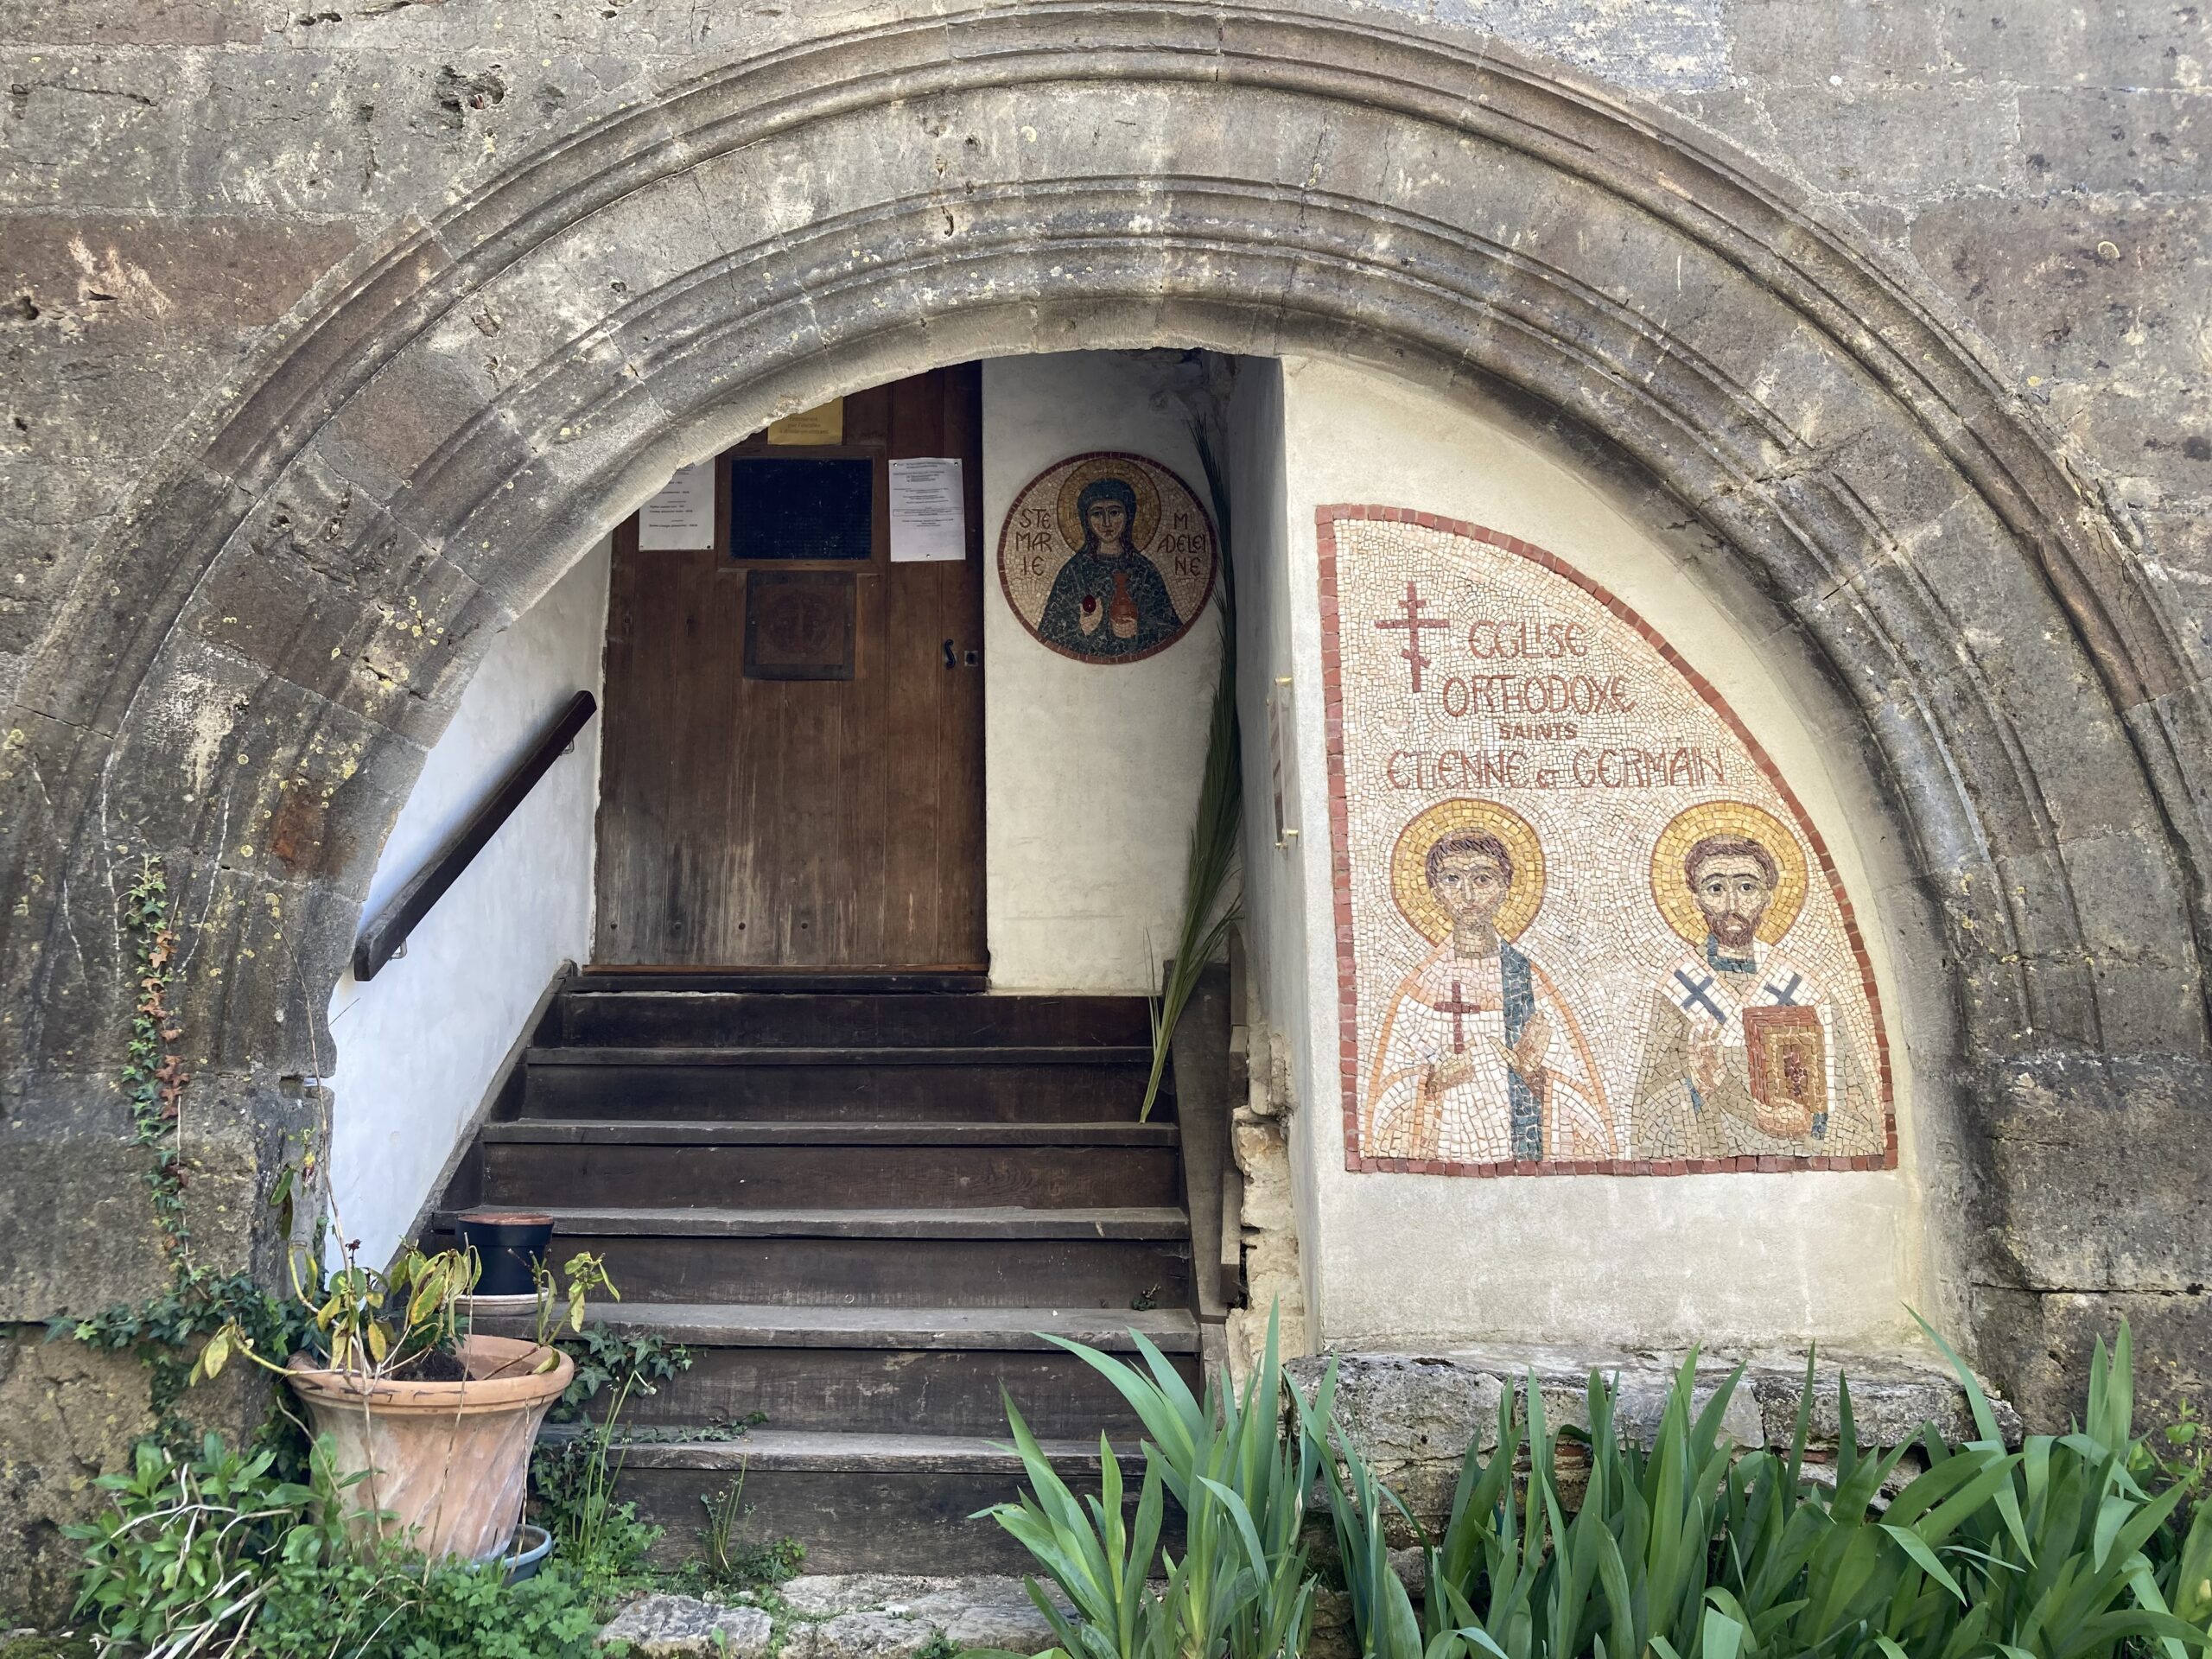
[1689,851,1773,952]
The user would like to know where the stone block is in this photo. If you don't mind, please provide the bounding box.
[1289,1353,1505,1528]
[596,1594,772,1657]
[430,168,737,384]
[1292,1346,2012,1532]
[1722,0,1946,86]
[180,49,618,230]
[0,1330,153,1626]
[0,326,232,487]
[1231,1118,1296,1231]
[1423,0,1729,92]
[4,461,251,738]
[326,331,513,496]
[781,1575,1071,1655]
[1,214,357,337]
[1906,196,2212,493]
[1746,1360,2016,1447]
[0,1072,288,1323]
[1978,1054,2212,1296]
[1755,82,2023,198]
[0,50,207,212]
[1974,1285,2212,1429]
[0,0,281,47]
[2018,87,2212,194]
[0,1087,173,1322]
[183,448,500,747]
[1936,3,2212,92]
[598,1578,1072,1659]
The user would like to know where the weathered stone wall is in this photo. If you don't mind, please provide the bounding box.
[1294,1349,2022,1532]
[1227,1010,1312,1382]
[2,0,2207,1618]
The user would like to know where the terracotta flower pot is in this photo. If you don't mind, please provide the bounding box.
[287,1333,575,1564]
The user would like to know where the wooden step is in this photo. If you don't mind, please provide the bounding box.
[567,1428,1164,1575]
[573,970,990,995]
[526,1045,1153,1067]
[439,1205,1193,1239]
[555,1301,1198,1351]
[521,1058,1159,1123]
[497,1303,1201,1436]
[429,1206,1193,1308]
[558,992,1154,1049]
[478,1135,1179,1209]
[480,1120,1179,1147]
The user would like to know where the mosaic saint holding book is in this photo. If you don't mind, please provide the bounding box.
[1629,801,1884,1160]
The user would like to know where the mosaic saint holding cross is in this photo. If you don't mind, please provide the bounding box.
[1363,800,1615,1166]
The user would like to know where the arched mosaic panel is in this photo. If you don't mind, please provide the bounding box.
[1318,505,1897,1177]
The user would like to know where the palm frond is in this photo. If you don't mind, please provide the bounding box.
[1143,411,1243,1118]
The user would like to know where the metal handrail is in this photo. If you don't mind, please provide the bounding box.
[350,690,599,982]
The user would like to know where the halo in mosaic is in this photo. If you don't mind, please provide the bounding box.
[1318,506,1897,1178]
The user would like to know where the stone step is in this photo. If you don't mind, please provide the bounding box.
[521,1058,1157,1123]
[429,1205,1193,1308]
[478,1134,1180,1209]
[599,1575,1067,1659]
[569,1428,1160,1576]
[558,991,1154,1049]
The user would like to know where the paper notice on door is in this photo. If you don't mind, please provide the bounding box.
[638,461,715,550]
[888,457,967,563]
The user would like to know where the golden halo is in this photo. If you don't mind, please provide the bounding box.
[1057,456,1162,553]
[1388,799,1546,945]
[1649,799,1808,949]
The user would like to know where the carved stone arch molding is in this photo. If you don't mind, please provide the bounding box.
[4,3,2206,1404]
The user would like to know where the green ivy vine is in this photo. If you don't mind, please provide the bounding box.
[48,855,310,1444]
[121,857,191,1257]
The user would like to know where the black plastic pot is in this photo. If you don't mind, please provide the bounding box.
[454,1210,555,1297]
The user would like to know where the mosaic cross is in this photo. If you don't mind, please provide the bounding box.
[1434,977,1481,1054]
[1673,968,1727,1023]
[1375,580,1450,692]
[1764,972,1803,1006]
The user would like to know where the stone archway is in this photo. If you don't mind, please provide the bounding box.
[3,3,2205,1416]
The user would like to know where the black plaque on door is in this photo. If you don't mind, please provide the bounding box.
[728,457,874,562]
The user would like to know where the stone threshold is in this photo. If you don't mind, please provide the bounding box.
[598,1573,1067,1657]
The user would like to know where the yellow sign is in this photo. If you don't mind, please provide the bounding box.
[765,398,845,446]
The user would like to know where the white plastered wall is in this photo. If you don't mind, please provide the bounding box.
[1226,360,1325,1329]
[1252,356,1934,1355]
[982,353,1224,992]
[326,540,610,1267]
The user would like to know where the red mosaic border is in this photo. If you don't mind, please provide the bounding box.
[1316,504,1900,1179]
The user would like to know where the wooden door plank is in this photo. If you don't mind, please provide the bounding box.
[594,372,984,968]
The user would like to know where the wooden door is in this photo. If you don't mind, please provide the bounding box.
[593,366,987,968]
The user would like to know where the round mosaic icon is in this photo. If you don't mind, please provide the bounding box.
[996,450,1219,664]
[1648,799,1808,947]
[1388,798,1547,945]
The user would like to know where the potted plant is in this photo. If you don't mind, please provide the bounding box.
[196,1247,613,1565]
